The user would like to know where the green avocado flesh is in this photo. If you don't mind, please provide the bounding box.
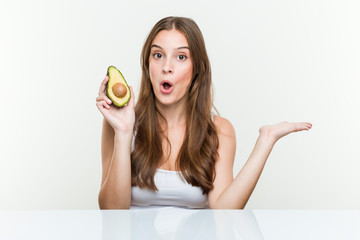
[106,66,131,107]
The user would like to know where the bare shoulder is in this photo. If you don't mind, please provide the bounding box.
[213,115,236,139]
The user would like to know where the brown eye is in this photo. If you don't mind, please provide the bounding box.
[153,53,163,59]
[177,55,187,61]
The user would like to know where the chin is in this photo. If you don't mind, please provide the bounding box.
[154,91,187,107]
[156,98,176,106]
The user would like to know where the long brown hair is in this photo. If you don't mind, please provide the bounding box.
[131,16,219,194]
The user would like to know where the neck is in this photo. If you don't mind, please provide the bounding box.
[156,99,187,129]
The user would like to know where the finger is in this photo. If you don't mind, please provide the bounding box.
[304,122,312,129]
[293,122,312,132]
[96,102,109,119]
[96,95,112,105]
[98,76,109,96]
[96,100,110,110]
[297,122,312,129]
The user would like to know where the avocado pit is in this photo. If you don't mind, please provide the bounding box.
[112,83,127,98]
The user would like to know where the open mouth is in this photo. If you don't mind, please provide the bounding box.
[163,82,172,89]
[160,80,173,94]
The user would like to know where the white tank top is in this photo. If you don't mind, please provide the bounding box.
[130,113,214,209]
[130,169,208,209]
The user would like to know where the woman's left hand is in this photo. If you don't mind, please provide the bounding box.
[259,121,312,141]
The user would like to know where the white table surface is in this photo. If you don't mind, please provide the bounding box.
[1,209,359,240]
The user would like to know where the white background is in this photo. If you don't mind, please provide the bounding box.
[0,0,359,210]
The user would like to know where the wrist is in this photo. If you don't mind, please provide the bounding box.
[114,130,133,140]
[258,128,278,144]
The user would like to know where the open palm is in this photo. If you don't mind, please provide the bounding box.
[259,121,312,141]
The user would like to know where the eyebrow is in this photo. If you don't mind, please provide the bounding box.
[151,44,189,50]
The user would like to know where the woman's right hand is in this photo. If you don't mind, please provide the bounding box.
[96,75,135,135]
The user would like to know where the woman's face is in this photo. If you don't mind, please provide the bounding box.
[149,29,193,107]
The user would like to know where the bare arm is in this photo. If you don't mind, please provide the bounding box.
[96,76,135,209]
[209,119,312,209]
[98,120,133,209]
[212,130,275,209]
[100,119,114,188]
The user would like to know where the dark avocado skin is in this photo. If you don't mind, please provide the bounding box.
[106,66,131,107]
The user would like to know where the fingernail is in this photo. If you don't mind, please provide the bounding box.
[107,99,111,104]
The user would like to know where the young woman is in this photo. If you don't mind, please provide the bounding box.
[95,16,312,209]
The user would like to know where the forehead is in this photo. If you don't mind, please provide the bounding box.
[152,29,189,49]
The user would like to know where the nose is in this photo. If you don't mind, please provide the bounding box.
[162,59,173,74]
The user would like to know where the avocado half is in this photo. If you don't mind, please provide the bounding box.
[106,66,131,107]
